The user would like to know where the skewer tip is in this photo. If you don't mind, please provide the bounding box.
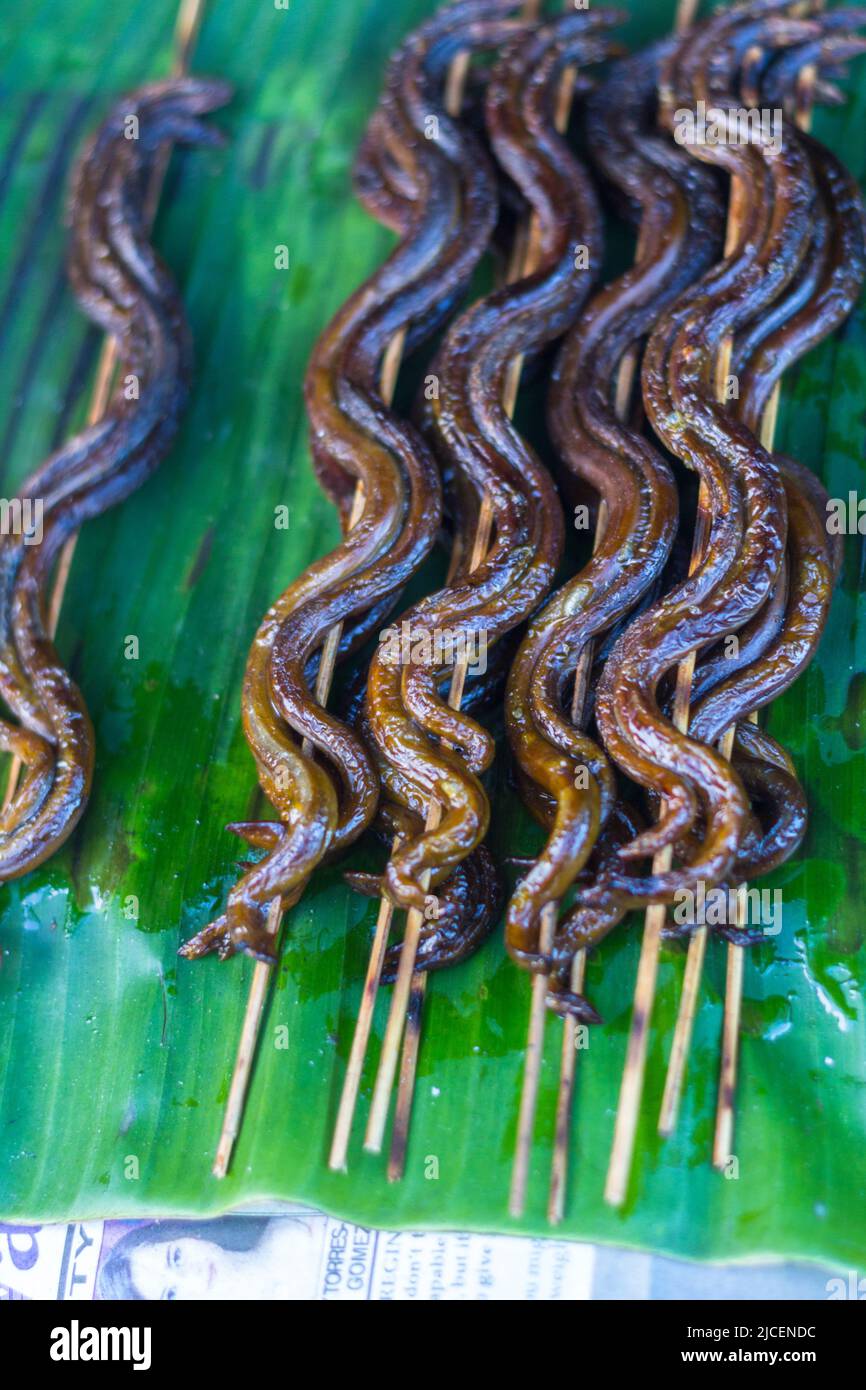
[603,1152,630,1209]
[212,1142,232,1180]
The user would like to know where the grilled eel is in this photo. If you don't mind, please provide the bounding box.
[515,4,808,997]
[340,645,509,977]
[504,38,726,977]
[587,1,813,906]
[650,24,864,889]
[545,5,866,1011]
[361,10,621,920]
[0,79,231,878]
[181,0,529,963]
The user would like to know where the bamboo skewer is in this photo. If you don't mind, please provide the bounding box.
[500,0,703,1222]
[382,117,555,1176]
[653,56,821,1154]
[506,8,620,1224]
[653,146,757,1138]
[655,239,744,1138]
[649,138,751,1141]
[545,180,672,1225]
[515,0,703,1224]
[387,970,426,1180]
[2,0,208,817]
[362,747,450,1155]
[212,54,414,1183]
[656,898,707,1134]
[214,485,366,1179]
[375,225,533,1181]
[385,491,495,1179]
[545,323,649,1222]
[605,230,734,1205]
[65,0,279,1186]
[711,57,820,1169]
[511,640,594,1220]
[513,4,678,1226]
[347,0,575,1186]
[213,895,282,1175]
[335,0,548,1176]
[326,36,485,1175]
[328,859,396,1167]
[220,0,510,1179]
[608,21,823,1193]
[510,481,616,1221]
[606,0,798,1205]
[548,949,587,1221]
[509,935,553,1214]
[331,227,519,1177]
[365,0,547,1154]
[214,330,403,1178]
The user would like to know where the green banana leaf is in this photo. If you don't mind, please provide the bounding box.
[1,0,865,1268]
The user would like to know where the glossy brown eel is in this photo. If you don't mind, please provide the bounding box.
[588,4,808,903]
[504,36,726,980]
[360,10,621,927]
[182,0,529,963]
[0,79,231,879]
[543,1,866,1015]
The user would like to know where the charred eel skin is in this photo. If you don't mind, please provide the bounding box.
[182,1,527,964]
[362,10,621,919]
[0,79,231,879]
[504,38,726,977]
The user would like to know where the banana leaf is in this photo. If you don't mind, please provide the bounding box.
[1,0,864,1268]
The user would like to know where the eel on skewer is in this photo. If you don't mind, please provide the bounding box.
[546,3,866,1007]
[686,84,866,885]
[360,10,622,925]
[503,38,726,991]
[650,5,866,898]
[342,649,509,976]
[511,4,808,998]
[672,16,866,880]
[0,79,231,879]
[181,0,526,964]
[586,3,815,908]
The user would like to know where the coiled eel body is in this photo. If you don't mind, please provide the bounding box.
[504,39,726,977]
[182,0,525,963]
[0,79,231,880]
[362,10,621,920]
[587,2,814,909]
[544,2,866,1012]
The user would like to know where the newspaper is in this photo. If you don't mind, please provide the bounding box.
[0,1213,595,1301]
[1,1212,849,1301]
